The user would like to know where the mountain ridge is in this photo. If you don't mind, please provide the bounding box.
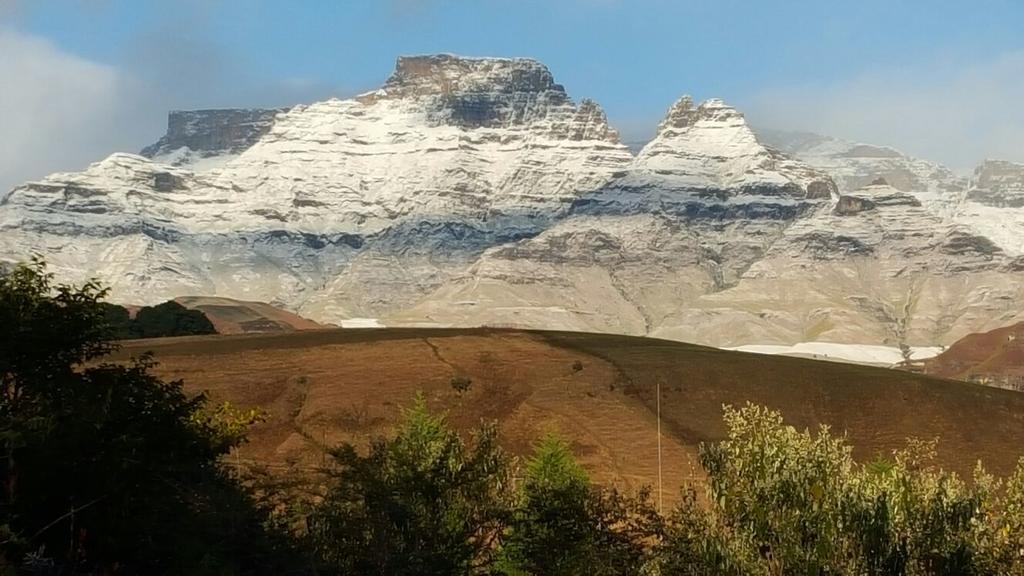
[2,54,1023,349]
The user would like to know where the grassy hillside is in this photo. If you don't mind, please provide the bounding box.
[923,320,1024,389]
[174,296,324,334]
[109,328,1024,500]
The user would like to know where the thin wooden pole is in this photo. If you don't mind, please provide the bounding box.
[657,380,663,514]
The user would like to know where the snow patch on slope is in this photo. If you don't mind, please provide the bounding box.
[729,343,943,366]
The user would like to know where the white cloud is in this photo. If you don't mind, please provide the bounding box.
[0,26,349,194]
[744,52,1024,171]
[0,28,129,193]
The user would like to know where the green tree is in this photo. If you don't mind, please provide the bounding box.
[309,394,511,575]
[0,260,296,574]
[502,434,660,575]
[659,488,763,576]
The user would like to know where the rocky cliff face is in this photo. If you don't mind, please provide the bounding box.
[970,160,1024,207]
[953,160,1024,254]
[390,96,840,335]
[2,54,1023,348]
[140,108,285,168]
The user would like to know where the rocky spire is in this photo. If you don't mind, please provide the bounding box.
[656,96,747,134]
[565,98,621,142]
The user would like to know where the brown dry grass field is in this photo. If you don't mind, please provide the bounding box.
[109,328,1024,501]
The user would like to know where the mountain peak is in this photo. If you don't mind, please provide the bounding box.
[380,54,564,98]
[354,53,590,131]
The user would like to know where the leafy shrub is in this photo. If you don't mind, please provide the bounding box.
[661,403,1024,575]
[450,374,473,394]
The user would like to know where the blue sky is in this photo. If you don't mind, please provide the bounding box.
[1,0,1023,190]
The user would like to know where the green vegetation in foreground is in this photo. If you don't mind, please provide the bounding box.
[101,300,217,339]
[0,260,299,574]
[3,259,1024,575]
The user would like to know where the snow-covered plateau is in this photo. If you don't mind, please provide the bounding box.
[2,54,1024,351]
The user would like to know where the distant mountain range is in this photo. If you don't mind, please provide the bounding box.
[2,53,1023,349]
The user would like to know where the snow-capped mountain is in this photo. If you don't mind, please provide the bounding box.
[0,55,632,321]
[756,129,966,202]
[1,54,1022,348]
[760,130,1024,258]
[391,96,839,336]
[394,97,1024,347]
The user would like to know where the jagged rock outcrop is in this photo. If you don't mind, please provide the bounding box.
[952,160,1024,255]
[834,195,876,216]
[140,108,285,168]
[968,160,1024,207]
[2,55,1024,349]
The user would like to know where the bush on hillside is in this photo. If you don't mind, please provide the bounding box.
[134,300,216,338]
[450,374,473,394]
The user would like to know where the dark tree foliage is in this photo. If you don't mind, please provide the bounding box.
[0,260,299,575]
[501,435,661,576]
[133,301,216,338]
[100,300,217,340]
[309,395,512,576]
[98,302,134,339]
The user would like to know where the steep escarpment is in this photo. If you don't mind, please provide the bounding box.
[953,160,1024,254]
[392,100,1024,348]
[760,131,1024,258]
[140,108,285,168]
[686,181,1018,347]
